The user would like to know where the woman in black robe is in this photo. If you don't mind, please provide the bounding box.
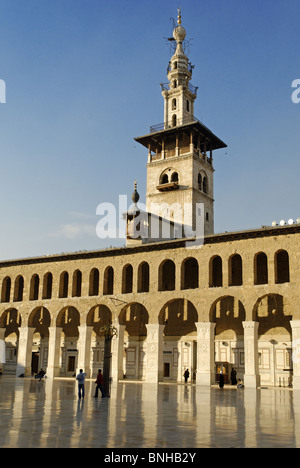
[231,368,237,385]
[219,372,224,389]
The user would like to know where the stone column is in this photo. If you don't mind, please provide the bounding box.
[111,323,125,382]
[16,327,35,376]
[145,324,165,383]
[291,321,300,390]
[161,140,165,159]
[242,321,260,388]
[195,322,216,386]
[175,135,179,157]
[47,327,62,378]
[0,328,6,366]
[189,131,194,153]
[77,325,93,378]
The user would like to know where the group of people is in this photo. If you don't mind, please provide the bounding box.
[76,369,106,400]
[40,366,245,396]
[218,367,244,389]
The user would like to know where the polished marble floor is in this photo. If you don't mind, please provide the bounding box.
[0,376,299,448]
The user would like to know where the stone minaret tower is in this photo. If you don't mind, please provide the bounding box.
[135,10,227,237]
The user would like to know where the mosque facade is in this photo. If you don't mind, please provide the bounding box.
[1,12,300,389]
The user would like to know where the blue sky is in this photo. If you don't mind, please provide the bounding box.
[0,0,299,260]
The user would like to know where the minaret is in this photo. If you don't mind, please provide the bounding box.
[162,9,197,129]
[135,11,227,237]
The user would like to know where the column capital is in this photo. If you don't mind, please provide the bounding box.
[242,321,259,330]
[290,320,300,330]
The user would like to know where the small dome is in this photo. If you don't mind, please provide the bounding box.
[173,24,186,43]
[131,181,140,204]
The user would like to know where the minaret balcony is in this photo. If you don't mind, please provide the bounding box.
[160,82,198,96]
[156,182,179,192]
[150,115,200,133]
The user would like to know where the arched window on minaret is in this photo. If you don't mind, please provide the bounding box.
[162,173,169,184]
[172,98,177,110]
[171,172,178,183]
[172,114,177,127]
[198,173,202,191]
[203,177,208,194]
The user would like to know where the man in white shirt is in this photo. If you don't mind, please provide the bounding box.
[76,369,87,400]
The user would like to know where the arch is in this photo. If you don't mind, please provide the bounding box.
[72,270,82,297]
[56,306,81,337]
[229,254,243,286]
[137,262,149,293]
[209,255,223,287]
[159,299,198,337]
[253,294,292,336]
[203,176,208,194]
[42,272,53,300]
[172,114,177,127]
[119,302,149,337]
[161,173,169,184]
[103,266,114,295]
[29,274,40,301]
[254,252,268,285]
[89,268,99,296]
[172,98,177,110]
[122,264,133,294]
[181,257,198,289]
[158,259,175,291]
[275,250,290,284]
[210,295,246,339]
[87,304,112,335]
[0,308,21,331]
[28,306,51,337]
[1,276,11,303]
[160,168,179,186]
[13,276,24,302]
[59,271,69,298]
[171,172,179,183]
[198,173,202,191]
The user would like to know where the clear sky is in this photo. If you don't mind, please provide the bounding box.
[0,0,299,260]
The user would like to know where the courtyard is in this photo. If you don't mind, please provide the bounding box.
[0,376,299,448]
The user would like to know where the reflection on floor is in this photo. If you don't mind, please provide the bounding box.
[0,376,299,448]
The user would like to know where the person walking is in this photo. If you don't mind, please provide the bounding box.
[94,369,104,398]
[184,369,190,383]
[76,369,87,400]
